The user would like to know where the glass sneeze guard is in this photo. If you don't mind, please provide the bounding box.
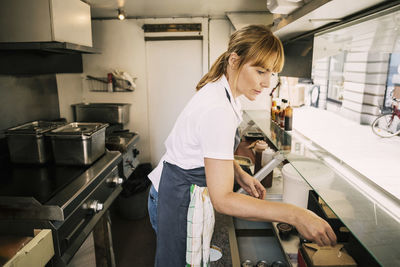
[243,110,400,266]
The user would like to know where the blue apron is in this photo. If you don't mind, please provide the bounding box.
[155,88,240,267]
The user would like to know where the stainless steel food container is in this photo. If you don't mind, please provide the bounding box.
[71,103,131,124]
[5,121,67,164]
[47,122,108,165]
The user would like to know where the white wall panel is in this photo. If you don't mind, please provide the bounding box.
[343,90,363,104]
[343,81,386,95]
[146,39,202,165]
[81,20,150,162]
[344,62,389,73]
[344,72,387,84]
[346,52,390,62]
[362,94,384,106]
[364,84,386,95]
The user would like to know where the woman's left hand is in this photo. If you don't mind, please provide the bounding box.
[236,171,266,199]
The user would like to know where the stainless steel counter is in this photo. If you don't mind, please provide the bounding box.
[243,110,400,266]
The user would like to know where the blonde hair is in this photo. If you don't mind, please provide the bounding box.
[196,25,284,91]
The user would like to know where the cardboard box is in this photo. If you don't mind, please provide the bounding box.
[3,229,54,267]
[302,243,357,267]
[318,197,338,219]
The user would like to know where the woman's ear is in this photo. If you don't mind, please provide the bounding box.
[228,52,240,70]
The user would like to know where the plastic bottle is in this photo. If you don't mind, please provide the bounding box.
[107,73,114,92]
[280,99,287,128]
[254,140,268,173]
[276,106,281,124]
[254,141,274,189]
[270,99,277,121]
[284,101,293,131]
[261,148,275,188]
[262,148,275,167]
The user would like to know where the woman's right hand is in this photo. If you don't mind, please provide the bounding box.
[293,208,337,247]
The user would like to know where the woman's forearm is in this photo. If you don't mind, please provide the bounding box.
[207,158,296,223]
[205,157,336,246]
[215,191,298,224]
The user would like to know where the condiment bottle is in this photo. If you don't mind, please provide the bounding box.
[276,106,281,124]
[261,148,275,188]
[254,140,268,173]
[284,101,293,131]
[107,73,114,92]
[270,99,277,121]
[280,99,287,128]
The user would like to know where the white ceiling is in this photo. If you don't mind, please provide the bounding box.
[85,0,393,41]
[86,0,269,19]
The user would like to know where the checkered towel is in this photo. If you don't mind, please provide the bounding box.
[186,184,215,267]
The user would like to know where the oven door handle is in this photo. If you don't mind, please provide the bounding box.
[60,186,122,265]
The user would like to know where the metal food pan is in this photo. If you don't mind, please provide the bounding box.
[71,103,131,124]
[47,123,107,165]
[5,121,66,164]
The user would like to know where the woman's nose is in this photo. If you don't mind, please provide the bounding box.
[261,73,271,88]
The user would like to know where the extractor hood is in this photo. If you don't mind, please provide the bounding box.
[271,0,391,41]
[0,0,97,54]
[226,12,274,30]
[0,42,99,54]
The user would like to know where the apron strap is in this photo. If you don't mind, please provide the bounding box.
[224,88,241,153]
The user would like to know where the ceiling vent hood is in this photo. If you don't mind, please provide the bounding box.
[270,0,389,41]
[0,0,98,54]
[226,12,274,30]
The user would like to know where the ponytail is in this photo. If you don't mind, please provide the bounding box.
[196,25,284,91]
[196,52,228,91]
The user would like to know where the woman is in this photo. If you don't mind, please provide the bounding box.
[148,25,337,266]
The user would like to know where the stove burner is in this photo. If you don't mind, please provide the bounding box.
[105,131,139,179]
[105,124,124,136]
[105,132,137,153]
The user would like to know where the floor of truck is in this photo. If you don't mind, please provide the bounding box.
[111,209,156,267]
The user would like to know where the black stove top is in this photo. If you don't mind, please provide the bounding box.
[0,151,122,221]
[0,127,137,205]
[0,164,88,204]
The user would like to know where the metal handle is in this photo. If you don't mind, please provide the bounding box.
[82,200,104,213]
[106,176,124,187]
[237,152,284,195]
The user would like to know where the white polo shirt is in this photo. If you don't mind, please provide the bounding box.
[148,75,243,191]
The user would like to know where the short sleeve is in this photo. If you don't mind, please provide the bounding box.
[198,106,236,160]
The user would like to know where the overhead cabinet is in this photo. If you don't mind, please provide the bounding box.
[0,0,96,74]
[0,0,92,48]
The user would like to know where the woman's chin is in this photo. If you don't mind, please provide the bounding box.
[245,95,258,101]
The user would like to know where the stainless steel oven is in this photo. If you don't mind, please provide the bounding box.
[0,150,122,266]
